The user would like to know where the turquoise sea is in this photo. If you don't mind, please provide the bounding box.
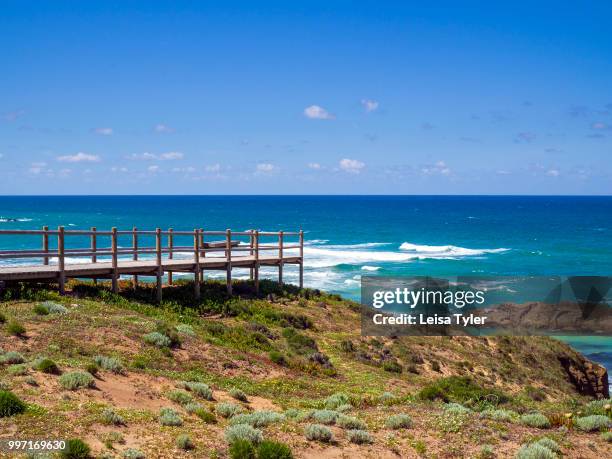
[1,195,611,377]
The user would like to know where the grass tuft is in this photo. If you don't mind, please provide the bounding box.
[386,414,412,429]
[224,424,264,445]
[59,371,95,390]
[304,423,333,442]
[0,390,27,418]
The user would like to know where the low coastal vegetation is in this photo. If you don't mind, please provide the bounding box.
[0,279,611,457]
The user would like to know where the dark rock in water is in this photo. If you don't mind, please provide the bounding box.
[558,353,609,398]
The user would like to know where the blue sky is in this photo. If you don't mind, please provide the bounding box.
[1,1,611,195]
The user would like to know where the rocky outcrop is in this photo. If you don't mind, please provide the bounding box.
[558,354,609,399]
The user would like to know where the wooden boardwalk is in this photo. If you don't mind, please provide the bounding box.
[0,227,303,301]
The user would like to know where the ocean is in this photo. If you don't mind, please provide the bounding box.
[1,195,611,377]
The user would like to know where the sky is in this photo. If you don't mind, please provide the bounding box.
[1,1,611,195]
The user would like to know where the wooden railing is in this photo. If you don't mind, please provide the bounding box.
[0,227,304,299]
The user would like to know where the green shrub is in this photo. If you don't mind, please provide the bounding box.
[347,429,373,444]
[282,327,317,354]
[60,439,91,459]
[336,403,352,413]
[257,440,293,459]
[143,332,171,348]
[184,381,213,400]
[184,402,203,413]
[34,304,50,315]
[519,413,551,429]
[59,371,95,390]
[194,407,216,423]
[418,376,509,405]
[85,363,98,376]
[122,449,145,459]
[443,402,472,415]
[269,350,287,366]
[33,358,60,375]
[1,351,25,364]
[229,410,284,427]
[382,361,402,373]
[229,439,256,459]
[102,408,124,425]
[230,387,248,402]
[159,407,183,426]
[324,392,350,409]
[0,390,27,417]
[574,414,611,432]
[176,434,194,450]
[166,389,194,406]
[479,445,495,459]
[175,324,195,336]
[8,364,28,376]
[386,414,412,429]
[0,312,5,323]
[533,438,560,453]
[154,321,181,347]
[379,391,397,405]
[217,401,244,418]
[40,301,68,314]
[515,443,556,459]
[6,321,26,336]
[336,414,366,430]
[224,424,263,445]
[601,431,612,442]
[310,409,339,425]
[305,423,333,442]
[480,408,517,422]
[583,398,612,416]
[93,355,124,374]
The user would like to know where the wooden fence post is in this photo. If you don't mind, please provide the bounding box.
[278,230,284,286]
[58,226,65,294]
[249,230,254,281]
[299,229,304,289]
[155,228,162,302]
[254,230,259,294]
[42,226,49,265]
[226,229,232,295]
[193,229,200,299]
[168,228,174,286]
[91,227,97,285]
[132,227,138,289]
[111,227,118,293]
[199,228,205,282]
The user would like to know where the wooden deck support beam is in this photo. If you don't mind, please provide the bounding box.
[42,226,49,266]
[226,229,232,295]
[278,230,284,286]
[299,230,304,289]
[57,226,65,294]
[155,228,162,302]
[132,227,138,289]
[254,230,259,294]
[167,228,174,286]
[193,229,200,299]
[91,227,97,285]
[111,227,118,293]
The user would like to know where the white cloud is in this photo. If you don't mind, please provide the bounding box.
[154,123,174,133]
[159,151,183,160]
[171,166,195,173]
[421,160,451,176]
[205,163,221,173]
[111,167,128,173]
[339,158,365,174]
[308,162,322,170]
[28,162,47,174]
[256,163,276,173]
[128,151,183,161]
[3,109,25,122]
[147,165,160,173]
[592,122,609,130]
[304,105,334,120]
[57,152,101,163]
[92,127,113,135]
[361,99,379,113]
[546,169,560,177]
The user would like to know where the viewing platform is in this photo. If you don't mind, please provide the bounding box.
[0,227,304,301]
